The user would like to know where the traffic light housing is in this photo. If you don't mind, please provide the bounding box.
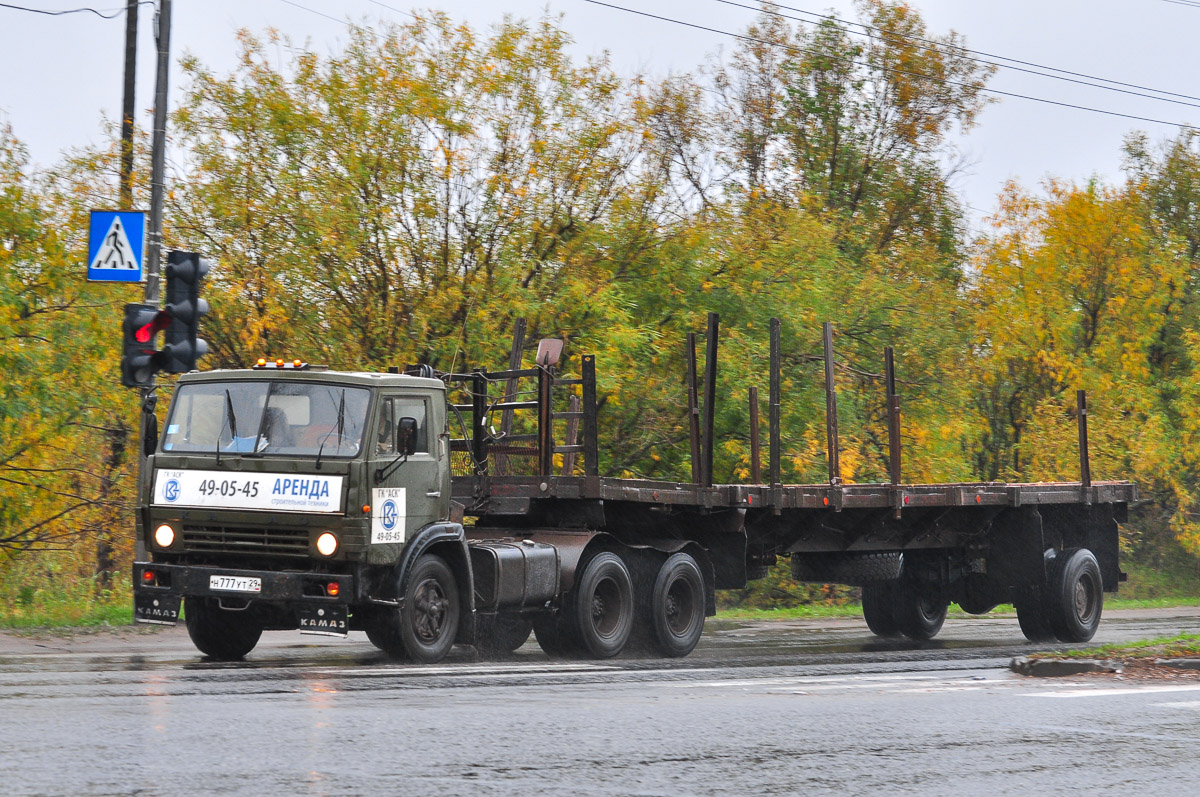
[162,250,210,373]
[121,303,169,388]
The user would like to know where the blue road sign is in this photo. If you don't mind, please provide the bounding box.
[88,210,146,282]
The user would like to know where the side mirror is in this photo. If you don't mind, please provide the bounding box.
[397,417,419,456]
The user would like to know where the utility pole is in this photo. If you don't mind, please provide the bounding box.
[145,0,171,304]
[119,0,138,208]
[136,0,171,561]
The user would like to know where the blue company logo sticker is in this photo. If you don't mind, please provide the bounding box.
[380,499,398,531]
[163,479,181,502]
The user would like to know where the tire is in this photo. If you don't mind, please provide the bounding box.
[1014,590,1056,643]
[367,554,461,663]
[476,613,534,656]
[533,614,575,657]
[649,553,706,658]
[1046,548,1104,643]
[184,596,262,661]
[572,552,635,659]
[893,579,948,641]
[791,552,904,585]
[861,582,901,637]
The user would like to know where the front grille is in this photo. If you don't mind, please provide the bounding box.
[181,524,309,558]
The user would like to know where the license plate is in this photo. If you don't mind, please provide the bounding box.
[209,575,262,593]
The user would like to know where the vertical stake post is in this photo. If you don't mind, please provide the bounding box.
[769,318,781,488]
[495,318,526,475]
[471,370,489,477]
[885,347,902,487]
[582,354,599,478]
[1077,389,1091,498]
[686,332,702,485]
[749,387,761,484]
[822,322,841,485]
[702,313,720,488]
[538,364,554,477]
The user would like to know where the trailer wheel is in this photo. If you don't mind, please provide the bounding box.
[649,553,706,657]
[1014,591,1056,642]
[893,580,948,641]
[1047,548,1104,643]
[572,552,635,659]
[368,554,460,663]
[861,582,901,638]
[184,597,262,661]
[476,613,534,656]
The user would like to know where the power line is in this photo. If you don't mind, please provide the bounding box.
[0,1,150,18]
[1159,0,1200,8]
[581,0,1199,133]
[712,0,1200,108]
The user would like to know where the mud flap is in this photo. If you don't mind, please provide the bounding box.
[134,593,181,625]
[297,604,349,637]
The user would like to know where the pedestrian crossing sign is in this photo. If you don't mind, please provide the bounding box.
[87,210,146,282]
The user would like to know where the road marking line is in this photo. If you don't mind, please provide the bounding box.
[1025,684,1200,698]
[1154,700,1200,710]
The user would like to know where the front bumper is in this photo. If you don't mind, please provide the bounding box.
[132,561,357,627]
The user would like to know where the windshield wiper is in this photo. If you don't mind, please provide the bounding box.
[216,389,238,467]
[314,389,346,470]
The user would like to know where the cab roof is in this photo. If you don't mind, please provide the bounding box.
[175,368,446,391]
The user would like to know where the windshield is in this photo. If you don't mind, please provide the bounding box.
[161,381,371,458]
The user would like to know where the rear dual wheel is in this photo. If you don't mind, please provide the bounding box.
[861,579,948,641]
[1016,548,1103,644]
[649,552,706,658]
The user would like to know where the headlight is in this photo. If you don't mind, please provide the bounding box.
[315,532,339,557]
[154,524,176,548]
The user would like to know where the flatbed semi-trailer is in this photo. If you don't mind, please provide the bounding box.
[134,316,1132,661]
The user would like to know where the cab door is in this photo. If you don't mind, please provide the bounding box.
[369,393,444,544]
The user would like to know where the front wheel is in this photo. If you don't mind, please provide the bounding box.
[367,554,461,663]
[184,597,262,661]
[476,613,534,656]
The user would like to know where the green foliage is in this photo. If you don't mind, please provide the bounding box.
[3,2,1200,615]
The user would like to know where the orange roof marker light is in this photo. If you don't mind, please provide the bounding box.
[252,357,311,371]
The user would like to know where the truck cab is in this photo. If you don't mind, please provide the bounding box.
[134,364,473,661]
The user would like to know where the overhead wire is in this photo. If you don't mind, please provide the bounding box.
[0,1,151,18]
[711,0,1200,108]
[580,0,1199,133]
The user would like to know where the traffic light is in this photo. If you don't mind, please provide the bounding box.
[161,250,210,373]
[121,302,169,388]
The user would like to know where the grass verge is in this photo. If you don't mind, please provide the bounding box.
[715,596,1200,622]
[1029,632,1200,661]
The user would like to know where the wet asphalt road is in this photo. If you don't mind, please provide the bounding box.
[2,609,1199,796]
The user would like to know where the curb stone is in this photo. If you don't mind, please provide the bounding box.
[1154,658,1200,670]
[1010,656,1119,677]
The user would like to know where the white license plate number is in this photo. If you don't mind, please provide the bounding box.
[209,575,262,593]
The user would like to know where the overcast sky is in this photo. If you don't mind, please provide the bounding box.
[1,0,1198,231]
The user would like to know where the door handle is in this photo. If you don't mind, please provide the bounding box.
[425,491,441,498]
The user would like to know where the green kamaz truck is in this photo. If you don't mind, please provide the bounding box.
[134,322,1134,662]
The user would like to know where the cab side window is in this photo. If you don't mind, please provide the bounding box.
[376,397,429,455]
